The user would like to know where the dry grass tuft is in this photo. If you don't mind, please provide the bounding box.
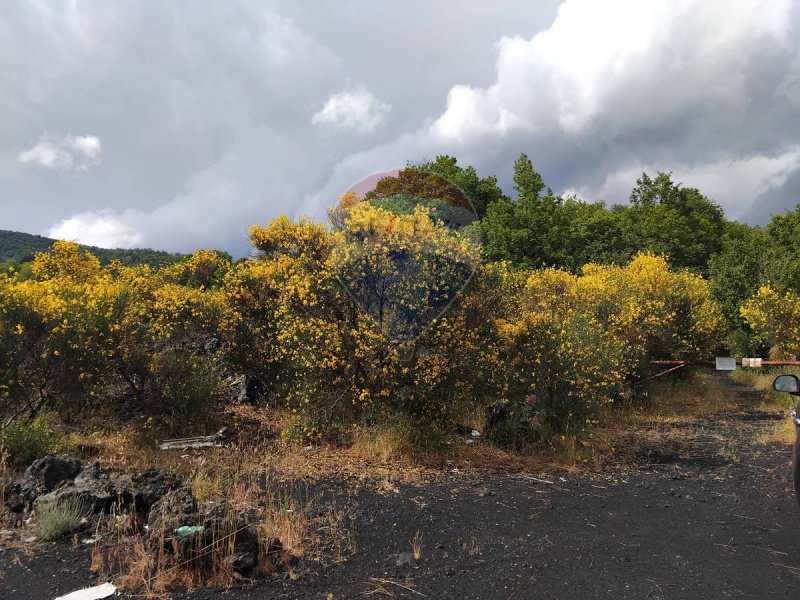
[87,462,355,596]
[410,530,423,563]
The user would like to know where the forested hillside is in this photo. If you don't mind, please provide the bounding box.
[0,229,183,269]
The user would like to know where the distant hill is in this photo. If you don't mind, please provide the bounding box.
[0,229,184,268]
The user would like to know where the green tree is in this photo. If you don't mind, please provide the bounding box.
[765,203,800,292]
[482,154,574,268]
[513,153,547,200]
[624,172,726,274]
[708,222,767,353]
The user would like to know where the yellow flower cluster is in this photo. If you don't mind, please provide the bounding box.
[0,242,226,422]
[740,285,800,357]
[499,254,725,434]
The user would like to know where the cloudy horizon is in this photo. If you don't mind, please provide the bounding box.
[2,0,800,255]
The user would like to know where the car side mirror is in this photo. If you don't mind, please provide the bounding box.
[773,374,800,394]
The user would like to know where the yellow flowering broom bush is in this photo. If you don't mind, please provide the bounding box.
[0,214,728,446]
[499,268,627,438]
[740,285,800,358]
[579,254,725,364]
[0,243,227,430]
[498,255,725,437]
[223,205,504,443]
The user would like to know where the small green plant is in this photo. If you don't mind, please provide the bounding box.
[1,414,58,466]
[37,496,88,540]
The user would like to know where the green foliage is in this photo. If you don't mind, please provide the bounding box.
[708,224,767,353]
[0,260,33,281]
[162,249,233,289]
[624,173,725,275]
[513,153,547,200]
[483,163,726,276]
[765,203,800,292]
[1,415,58,466]
[367,194,460,226]
[145,349,224,426]
[37,496,88,540]
[10,152,800,450]
[484,400,536,447]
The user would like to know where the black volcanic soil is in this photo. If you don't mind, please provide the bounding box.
[3,375,800,600]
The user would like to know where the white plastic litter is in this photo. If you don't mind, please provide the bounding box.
[54,582,116,600]
[158,427,227,450]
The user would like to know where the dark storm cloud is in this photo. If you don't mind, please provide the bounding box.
[310,0,800,223]
[1,0,798,253]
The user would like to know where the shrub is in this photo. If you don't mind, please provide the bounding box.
[0,221,729,448]
[740,285,800,358]
[484,399,537,447]
[499,269,627,437]
[0,244,229,427]
[144,349,225,428]
[1,415,58,466]
[37,496,88,540]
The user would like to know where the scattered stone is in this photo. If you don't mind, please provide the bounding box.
[33,463,182,515]
[230,374,264,404]
[393,551,416,567]
[36,464,116,513]
[146,490,270,575]
[113,468,183,512]
[147,487,197,533]
[227,551,257,573]
[7,456,182,516]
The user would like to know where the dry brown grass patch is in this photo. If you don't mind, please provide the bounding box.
[85,463,355,597]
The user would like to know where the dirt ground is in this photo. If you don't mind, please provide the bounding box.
[3,374,800,600]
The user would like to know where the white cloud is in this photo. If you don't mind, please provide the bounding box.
[65,135,102,160]
[310,0,800,227]
[311,87,391,133]
[18,141,74,170]
[48,210,142,249]
[429,0,794,141]
[18,134,102,172]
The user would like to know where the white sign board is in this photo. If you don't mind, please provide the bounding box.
[715,357,736,371]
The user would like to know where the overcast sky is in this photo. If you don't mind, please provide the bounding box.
[2,0,800,255]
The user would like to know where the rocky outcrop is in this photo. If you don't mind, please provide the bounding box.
[229,374,264,404]
[35,461,116,513]
[146,488,284,575]
[5,456,83,513]
[5,457,182,516]
[114,468,183,513]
